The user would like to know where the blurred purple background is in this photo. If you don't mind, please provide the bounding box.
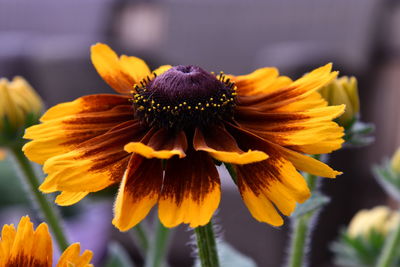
[1,0,400,266]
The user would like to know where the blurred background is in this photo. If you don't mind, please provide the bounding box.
[1,0,400,266]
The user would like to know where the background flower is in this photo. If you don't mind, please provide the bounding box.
[0,216,93,267]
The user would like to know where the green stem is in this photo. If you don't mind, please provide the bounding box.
[225,163,237,184]
[9,146,69,251]
[288,216,310,267]
[287,155,320,267]
[376,210,400,267]
[144,219,171,267]
[194,221,220,267]
[130,223,150,256]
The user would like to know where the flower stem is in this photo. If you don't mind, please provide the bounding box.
[9,145,69,251]
[287,155,320,267]
[376,210,400,267]
[194,221,220,267]
[144,219,171,267]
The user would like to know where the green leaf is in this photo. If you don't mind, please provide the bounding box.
[194,241,257,267]
[104,242,135,267]
[373,161,400,201]
[344,121,375,147]
[291,192,330,218]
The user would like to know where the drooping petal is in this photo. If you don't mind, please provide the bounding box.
[235,155,310,226]
[125,128,187,159]
[23,94,132,165]
[91,43,151,94]
[113,155,163,231]
[56,243,93,267]
[226,122,341,178]
[158,151,220,228]
[40,121,146,194]
[231,67,292,96]
[3,216,52,267]
[193,125,268,164]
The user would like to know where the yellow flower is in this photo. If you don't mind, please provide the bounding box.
[23,43,344,231]
[0,216,93,267]
[391,147,400,174]
[320,76,359,127]
[347,206,400,238]
[0,77,43,145]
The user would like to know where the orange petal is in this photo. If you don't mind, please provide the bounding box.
[236,64,337,112]
[57,243,93,267]
[55,191,89,206]
[113,155,163,231]
[232,67,292,96]
[236,155,310,226]
[226,122,342,178]
[158,151,220,228]
[4,216,53,267]
[193,125,267,164]
[23,94,133,165]
[91,43,150,94]
[125,128,187,159]
[40,121,145,193]
[236,105,345,155]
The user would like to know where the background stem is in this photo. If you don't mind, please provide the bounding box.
[194,221,220,267]
[130,223,150,256]
[9,145,69,250]
[144,219,171,267]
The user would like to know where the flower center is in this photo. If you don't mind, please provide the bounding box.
[132,65,236,129]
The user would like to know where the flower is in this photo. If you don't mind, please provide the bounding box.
[0,77,43,146]
[347,206,400,239]
[23,43,344,230]
[0,216,93,267]
[320,76,359,127]
[391,147,400,174]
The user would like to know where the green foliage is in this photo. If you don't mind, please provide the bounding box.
[104,242,136,267]
[331,229,400,267]
[0,157,27,206]
[195,241,257,267]
[373,160,400,202]
[291,192,330,218]
[343,120,374,147]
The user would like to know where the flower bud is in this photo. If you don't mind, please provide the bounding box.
[0,77,43,146]
[320,76,360,127]
[391,148,400,174]
[347,206,400,239]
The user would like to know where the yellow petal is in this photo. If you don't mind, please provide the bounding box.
[193,126,268,165]
[158,152,220,228]
[55,191,89,206]
[125,128,187,159]
[57,243,93,267]
[232,67,292,96]
[113,156,163,231]
[91,43,150,94]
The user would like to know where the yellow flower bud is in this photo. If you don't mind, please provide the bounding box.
[320,76,360,127]
[391,148,400,174]
[0,76,43,145]
[0,149,5,160]
[347,206,400,238]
